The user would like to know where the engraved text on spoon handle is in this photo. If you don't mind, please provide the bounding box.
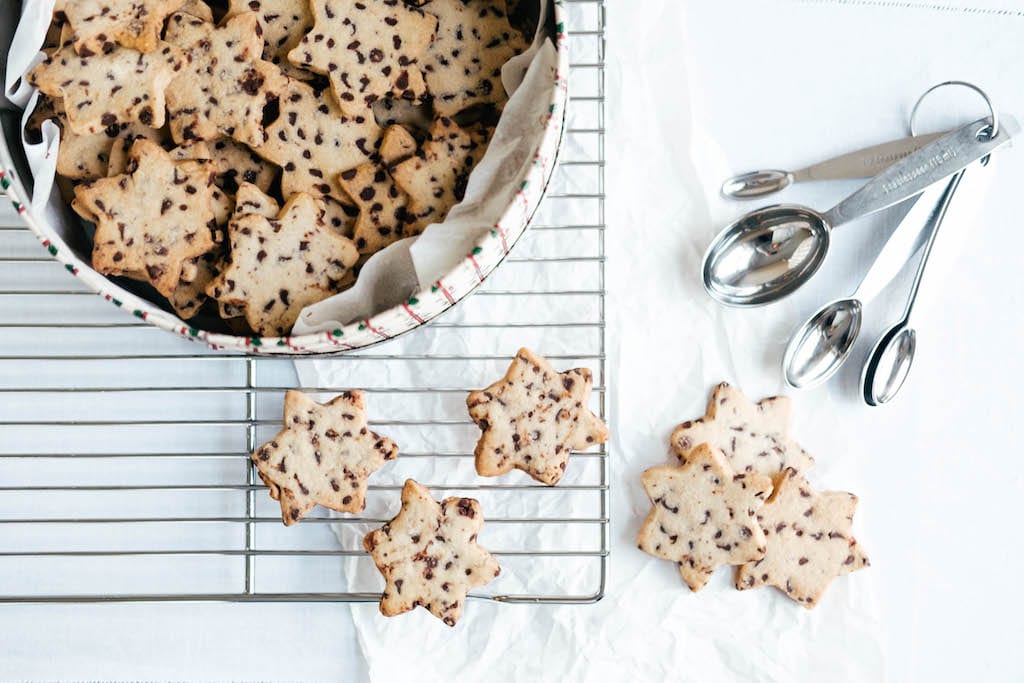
[822,116,1015,228]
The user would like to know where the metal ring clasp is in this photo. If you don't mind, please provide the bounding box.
[910,80,998,140]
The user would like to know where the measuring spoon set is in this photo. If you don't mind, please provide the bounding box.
[702,82,1017,405]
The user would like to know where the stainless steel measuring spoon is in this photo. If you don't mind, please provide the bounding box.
[781,179,947,389]
[860,168,966,405]
[701,115,1017,307]
[859,81,997,405]
[721,131,947,199]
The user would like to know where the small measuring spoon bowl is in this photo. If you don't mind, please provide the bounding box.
[862,325,916,405]
[783,299,862,388]
[721,170,795,199]
[702,115,1016,307]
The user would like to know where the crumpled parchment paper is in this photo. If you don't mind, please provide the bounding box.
[293,0,1024,681]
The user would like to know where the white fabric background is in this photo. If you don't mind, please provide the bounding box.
[2,0,1024,680]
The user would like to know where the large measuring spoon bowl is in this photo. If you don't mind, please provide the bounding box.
[702,204,828,305]
[702,115,1016,307]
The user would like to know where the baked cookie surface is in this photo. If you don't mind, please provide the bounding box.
[73,138,218,297]
[254,390,399,524]
[735,468,870,608]
[421,0,528,116]
[364,479,500,626]
[638,445,773,591]
[212,192,359,335]
[55,0,186,55]
[29,42,185,135]
[289,0,438,115]
[467,348,609,485]
[672,383,815,477]
[165,11,288,146]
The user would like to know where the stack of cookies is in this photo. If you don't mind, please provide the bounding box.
[637,383,870,609]
[26,0,530,336]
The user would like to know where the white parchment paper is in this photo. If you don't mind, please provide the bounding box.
[297,1,1019,682]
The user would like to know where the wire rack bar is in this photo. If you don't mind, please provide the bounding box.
[0,2,607,604]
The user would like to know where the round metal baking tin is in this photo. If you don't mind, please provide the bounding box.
[0,1,568,355]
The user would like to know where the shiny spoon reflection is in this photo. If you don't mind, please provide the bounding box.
[702,116,1016,307]
[781,179,949,389]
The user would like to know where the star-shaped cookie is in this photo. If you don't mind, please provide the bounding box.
[391,117,485,233]
[204,183,281,319]
[55,0,186,55]
[254,390,399,525]
[29,42,186,135]
[165,11,288,146]
[420,0,528,116]
[255,79,383,203]
[288,0,438,115]
[73,138,218,297]
[363,479,501,626]
[211,191,359,336]
[735,468,870,608]
[467,348,610,485]
[226,0,314,78]
[207,137,279,194]
[671,383,814,477]
[638,444,773,591]
[338,124,418,255]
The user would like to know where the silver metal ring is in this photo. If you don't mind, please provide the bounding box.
[909,80,998,139]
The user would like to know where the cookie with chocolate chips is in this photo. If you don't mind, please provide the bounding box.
[735,468,870,608]
[207,137,279,193]
[73,138,218,297]
[28,41,186,135]
[253,390,399,525]
[363,479,501,626]
[104,124,170,176]
[55,0,187,55]
[30,97,126,181]
[420,0,528,116]
[168,251,221,319]
[467,348,610,486]
[165,11,288,147]
[338,124,418,255]
[390,116,485,233]
[205,183,282,321]
[255,79,383,203]
[226,0,314,79]
[672,383,815,478]
[211,192,359,335]
[638,444,773,591]
[289,0,438,115]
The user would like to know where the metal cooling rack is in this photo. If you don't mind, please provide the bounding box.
[0,0,606,604]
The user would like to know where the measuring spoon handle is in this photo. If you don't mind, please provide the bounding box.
[823,116,1015,228]
[899,169,966,324]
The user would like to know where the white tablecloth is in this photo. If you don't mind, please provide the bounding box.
[3,1,1024,680]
